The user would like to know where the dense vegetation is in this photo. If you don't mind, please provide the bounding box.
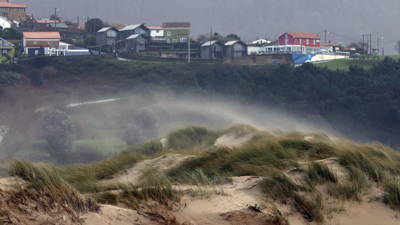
[3,56,400,151]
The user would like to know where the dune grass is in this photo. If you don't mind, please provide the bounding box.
[57,150,146,192]
[260,174,324,223]
[307,162,338,187]
[7,159,99,213]
[166,125,223,150]
[327,166,371,201]
[383,178,400,210]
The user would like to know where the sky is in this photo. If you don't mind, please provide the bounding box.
[17,0,400,54]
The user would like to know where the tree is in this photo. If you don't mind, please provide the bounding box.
[49,13,61,22]
[226,34,241,41]
[85,18,104,34]
[43,110,75,164]
[0,27,23,40]
[111,22,126,30]
[134,108,159,138]
[123,125,146,146]
[64,20,72,26]
[395,40,400,55]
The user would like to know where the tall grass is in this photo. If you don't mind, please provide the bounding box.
[327,166,371,201]
[383,178,400,210]
[166,125,223,150]
[260,174,324,223]
[57,151,146,192]
[307,162,337,186]
[125,138,163,156]
[167,138,298,180]
[7,159,99,212]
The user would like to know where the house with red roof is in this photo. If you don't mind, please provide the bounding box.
[23,32,61,55]
[146,25,165,41]
[0,0,27,22]
[278,31,321,47]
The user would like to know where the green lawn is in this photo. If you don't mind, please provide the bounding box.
[316,56,400,71]
[73,137,127,155]
[316,59,380,71]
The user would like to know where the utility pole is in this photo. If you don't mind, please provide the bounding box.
[209,28,212,59]
[188,32,191,63]
[382,47,384,56]
[366,34,369,54]
[54,8,57,28]
[377,38,379,53]
[77,16,79,25]
[370,34,372,55]
[362,34,364,53]
[324,30,327,43]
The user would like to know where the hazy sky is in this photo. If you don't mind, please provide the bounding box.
[19,0,400,54]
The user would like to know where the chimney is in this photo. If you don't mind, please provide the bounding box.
[329,40,331,43]
[7,0,10,3]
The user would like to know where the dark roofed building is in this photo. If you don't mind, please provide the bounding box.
[96,27,119,46]
[225,40,247,58]
[201,40,223,59]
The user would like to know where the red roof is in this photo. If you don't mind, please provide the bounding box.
[23,32,61,39]
[286,31,321,39]
[0,2,27,8]
[146,25,162,30]
[162,22,191,28]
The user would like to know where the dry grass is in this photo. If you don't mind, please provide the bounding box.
[7,159,99,213]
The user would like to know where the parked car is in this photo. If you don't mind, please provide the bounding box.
[349,53,361,58]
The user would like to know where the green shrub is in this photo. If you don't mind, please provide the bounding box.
[28,69,44,87]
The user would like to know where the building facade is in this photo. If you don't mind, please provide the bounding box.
[0,0,27,22]
[200,41,223,59]
[278,31,321,47]
[162,22,190,43]
[146,25,165,41]
[96,27,119,46]
[23,32,61,54]
[225,40,247,58]
[118,24,150,52]
[0,37,14,63]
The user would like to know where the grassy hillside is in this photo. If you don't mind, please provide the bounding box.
[6,124,400,224]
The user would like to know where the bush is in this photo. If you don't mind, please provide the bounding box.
[123,124,147,146]
[134,108,159,138]
[43,110,75,164]
[28,69,44,87]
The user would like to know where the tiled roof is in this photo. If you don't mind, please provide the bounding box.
[23,32,61,39]
[286,31,321,39]
[146,25,162,30]
[162,22,191,28]
[36,20,60,24]
[0,2,27,8]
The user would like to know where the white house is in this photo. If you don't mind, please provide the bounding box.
[0,16,12,29]
[146,25,165,41]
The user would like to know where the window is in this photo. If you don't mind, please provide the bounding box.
[107,29,117,38]
[2,50,7,54]
[285,34,288,38]
[172,39,177,43]
[134,27,147,34]
[156,29,159,33]
[306,39,309,45]
[0,8,10,12]
[313,39,316,45]
[18,16,21,21]
[299,38,302,44]
[35,50,39,56]
[167,39,171,43]
[167,31,171,36]
[34,41,37,44]
[180,37,187,42]
[48,41,52,44]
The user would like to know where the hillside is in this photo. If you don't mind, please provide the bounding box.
[1,124,400,224]
[19,0,400,54]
